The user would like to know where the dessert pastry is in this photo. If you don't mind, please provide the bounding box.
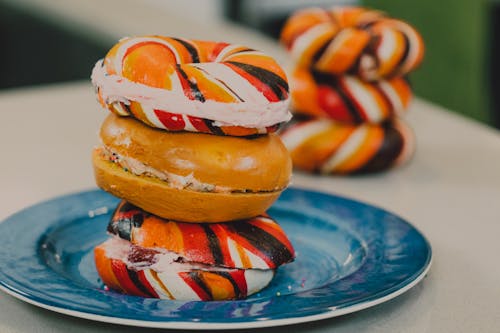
[92,36,291,136]
[93,114,291,222]
[95,201,295,300]
[280,6,423,174]
[281,117,414,174]
[291,68,412,123]
[91,36,295,300]
[281,6,424,81]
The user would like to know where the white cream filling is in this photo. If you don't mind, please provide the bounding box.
[102,146,232,193]
[91,60,292,128]
[103,237,235,273]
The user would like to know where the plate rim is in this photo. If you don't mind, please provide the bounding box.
[0,187,432,330]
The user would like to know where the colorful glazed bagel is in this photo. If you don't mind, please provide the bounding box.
[94,201,295,300]
[107,201,295,270]
[91,36,291,136]
[291,68,412,124]
[281,7,424,81]
[94,243,275,301]
[280,117,414,174]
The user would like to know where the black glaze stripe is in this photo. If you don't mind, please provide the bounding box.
[357,20,378,30]
[202,225,225,265]
[189,272,213,300]
[349,33,381,75]
[216,271,243,298]
[123,103,133,115]
[176,64,206,102]
[113,211,144,241]
[233,48,256,53]
[172,38,200,63]
[357,122,404,173]
[115,218,132,241]
[194,65,244,102]
[108,202,144,240]
[314,72,363,123]
[226,61,289,99]
[229,221,293,266]
[311,39,332,64]
[127,269,155,297]
[203,119,225,135]
[107,202,124,234]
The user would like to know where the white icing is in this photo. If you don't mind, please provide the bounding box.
[377,79,406,116]
[376,27,397,67]
[102,237,205,273]
[91,60,292,128]
[342,76,383,122]
[321,125,368,173]
[281,119,332,151]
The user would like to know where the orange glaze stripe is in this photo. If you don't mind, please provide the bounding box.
[281,118,415,174]
[280,6,424,80]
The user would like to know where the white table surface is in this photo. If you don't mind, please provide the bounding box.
[1,1,500,332]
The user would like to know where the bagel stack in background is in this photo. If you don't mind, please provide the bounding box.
[90,36,295,300]
[279,7,424,174]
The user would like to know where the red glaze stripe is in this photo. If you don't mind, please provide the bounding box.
[317,85,353,122]
[180,223,214,264]
[209,224,236,268]
[110,260,151,297]
[229,270,247,297]
[188,115,211,133]
[179,271,212,301]
[137,271,159,298]
[153,110,186,131]
[224,63,280,102]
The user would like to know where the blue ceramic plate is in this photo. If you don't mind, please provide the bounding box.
[0,188,431,329]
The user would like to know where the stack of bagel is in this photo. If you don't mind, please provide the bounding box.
[90,36,295,300]
[279,7,424,174]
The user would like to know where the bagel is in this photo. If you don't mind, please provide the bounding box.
[93,114,292,222]
[281,6,424,81]
[291,68,412,123]
[280,117,414,174]
[94,201,295,300]
[91,36,291,136]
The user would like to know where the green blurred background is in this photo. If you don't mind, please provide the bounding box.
[366,0,492,125]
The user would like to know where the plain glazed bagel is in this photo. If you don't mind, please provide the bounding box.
[92,36,291,136]
[93,114,292,222]
[281,7,424,81]
[94,201,295,300]
[291,67,412,124]
[280,117,414,174]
